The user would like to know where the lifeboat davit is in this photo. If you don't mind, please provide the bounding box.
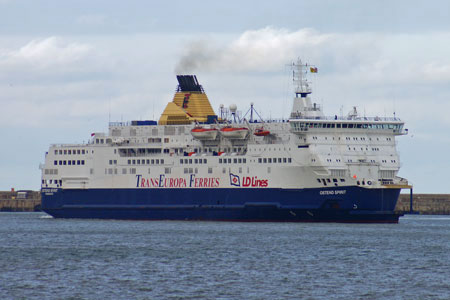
[220,126,249,139]
[190,127,218,140]
[254,127,270,137]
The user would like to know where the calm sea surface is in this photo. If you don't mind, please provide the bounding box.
[0,213,449,300]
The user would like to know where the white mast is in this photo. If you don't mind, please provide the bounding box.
[290,59,323,119]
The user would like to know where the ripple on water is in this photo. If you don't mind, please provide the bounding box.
[0,213,449,299]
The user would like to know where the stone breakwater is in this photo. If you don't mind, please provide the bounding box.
[0,191,41,212]
[1,191,449,214]
[396,194,450,215]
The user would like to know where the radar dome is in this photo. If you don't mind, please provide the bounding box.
[229,104,237,113]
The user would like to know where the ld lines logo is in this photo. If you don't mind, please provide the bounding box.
[229,173,268,187]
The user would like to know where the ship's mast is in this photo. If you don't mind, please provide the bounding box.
[290,59,323,119]
[292,59,313,98]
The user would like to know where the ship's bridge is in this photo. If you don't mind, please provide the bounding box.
[289,116,407,135]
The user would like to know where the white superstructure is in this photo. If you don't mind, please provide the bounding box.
[40,61,409,193]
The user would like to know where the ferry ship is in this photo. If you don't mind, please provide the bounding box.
[40,60,411,223]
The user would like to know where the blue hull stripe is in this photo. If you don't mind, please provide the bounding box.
[41,186,402,223]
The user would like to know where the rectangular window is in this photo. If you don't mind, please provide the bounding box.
[263,158,267,163]
[72,160,75,165]
[268,158,272,163]
[54,160,57,165]
[208,167,213,174]
[156,159,159,164]
[54,150,58,155]
[288,158,292,163]
[165,167,171,174]
[243,158,246,163]
[234,159,237,163]
[194,159,198,164]
[59,161,62,165]
[82,150,85,155]
[161,159,164,164]
[146,160,150,164]
[59,150,62,155]
[77,160,80,165]
[68,160,72,165]
[180,159,184,164]
[81,160,85,165]
[228,159,231,163]
[77,150,81,154]
[258,158,262,163]
[109,160,113,165]
[63,161,67,165]
[184,168,188,174]
[68,150,71,155]
[219,158,222,163]
[151,159,154,164]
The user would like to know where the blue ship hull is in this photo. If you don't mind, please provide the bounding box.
[41,186,403,223]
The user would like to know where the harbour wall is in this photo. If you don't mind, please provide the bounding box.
[396,194,450,215]
[1,191,450,214]
[0,191,41,212]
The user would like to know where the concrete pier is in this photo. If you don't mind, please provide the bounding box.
[396,194,450,215]
[0,191,41,212]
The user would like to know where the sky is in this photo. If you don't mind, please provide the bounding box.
[0,0,449,193]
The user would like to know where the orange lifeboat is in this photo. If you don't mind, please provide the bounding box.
[190,127,218,140]
[220,126,249,139]
[254,127,270,136]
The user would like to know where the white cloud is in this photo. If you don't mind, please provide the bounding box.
[1,36,91,69]
[175,27,335,73]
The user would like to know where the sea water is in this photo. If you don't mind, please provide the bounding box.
[0,212,449,300]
